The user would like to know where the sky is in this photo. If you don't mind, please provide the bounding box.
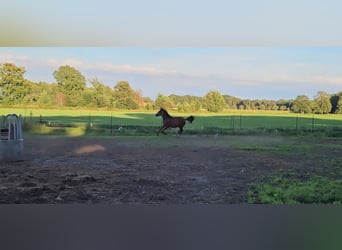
[2,0,342,46]
[1,1,342,100]
[1,47,342,100]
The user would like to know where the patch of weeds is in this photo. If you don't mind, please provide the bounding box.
[23,122,86,136]
[328,158,342,167]
[248,176,342,204]
[324,158,342,178]
[322,127,342,137]
[237,144,294,153]
[237,146,261,151]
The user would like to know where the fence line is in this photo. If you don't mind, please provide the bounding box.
[2,109,342,136]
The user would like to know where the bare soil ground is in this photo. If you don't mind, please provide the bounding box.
[1,135,341,204]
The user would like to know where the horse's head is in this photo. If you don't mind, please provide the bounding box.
[155,108,165,117]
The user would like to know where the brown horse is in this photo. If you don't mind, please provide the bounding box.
[155,108,194,135]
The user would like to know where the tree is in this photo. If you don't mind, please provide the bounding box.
[24,81,55,106]
[0,63,29,104]
[203,90,226,112]
[331,92,342,114]
[313,91,332,114]
[276,99,291,111]
[143,97,154,110]
[168,94,202,112]
[53,65,86,106]
[154,93,174,110]
[35,82,57,106]
[192,99,202,111]
[223,95,240,109]
[54,92,67,106]
[89,78,112,107]
[113,81,138,109]
[291,95,312,113]
[134,89,145,109]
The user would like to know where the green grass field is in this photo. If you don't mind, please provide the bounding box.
[1,107,342,136]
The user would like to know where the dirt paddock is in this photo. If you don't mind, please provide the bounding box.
[0,135,340,204]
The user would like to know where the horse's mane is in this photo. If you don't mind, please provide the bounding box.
[160,108,172,118]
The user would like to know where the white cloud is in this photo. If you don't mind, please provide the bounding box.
[46,58,85,68]
[312,76,342,85]
[0,53,30,63]
[98,63,161,75]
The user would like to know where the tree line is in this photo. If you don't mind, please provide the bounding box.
[1,62,342,114]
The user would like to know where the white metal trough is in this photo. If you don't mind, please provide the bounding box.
[0,114,24,162]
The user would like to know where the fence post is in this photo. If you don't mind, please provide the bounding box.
[239,114,242,129]
[312,115,314,132]
[111,112,113,134]
[88,112,92,128]
[296,116,298,131]
[230,115,235,131]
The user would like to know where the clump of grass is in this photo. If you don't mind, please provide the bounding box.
[23,122,86,136]
[248,176,342,204]
[237,144,293,153]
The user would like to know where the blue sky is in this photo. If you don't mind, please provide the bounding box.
[2,0,342,46]
[1,47,342,100]
[1,1,342,100]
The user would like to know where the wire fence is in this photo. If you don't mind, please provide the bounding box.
[2,110,342,137]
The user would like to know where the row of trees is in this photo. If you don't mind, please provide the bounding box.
[1,62,342,114]
[155,91,342,114]
[0,63,145,109]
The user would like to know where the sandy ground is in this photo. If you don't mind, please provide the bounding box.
[0,135,340,204]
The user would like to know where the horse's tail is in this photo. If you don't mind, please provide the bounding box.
[186,115,195,123]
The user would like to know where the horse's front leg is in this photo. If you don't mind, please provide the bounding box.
[157,126,167,135]
[157,126,162,136]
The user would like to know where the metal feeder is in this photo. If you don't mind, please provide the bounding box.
[0,114,24,162]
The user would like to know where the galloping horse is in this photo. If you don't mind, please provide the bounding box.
[155,108,194,135]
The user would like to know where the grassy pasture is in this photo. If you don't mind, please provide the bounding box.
[1,108,342,136]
